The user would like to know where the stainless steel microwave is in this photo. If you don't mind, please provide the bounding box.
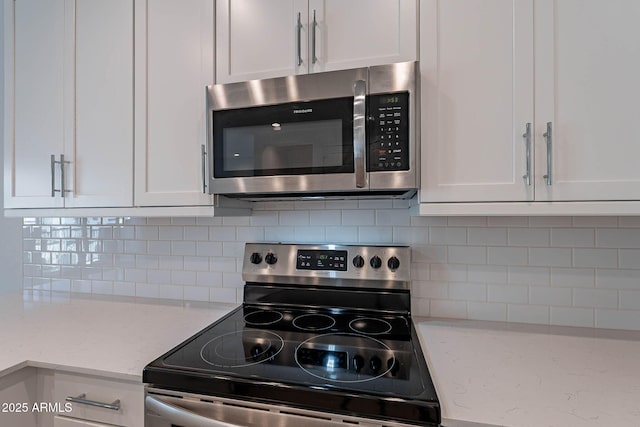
[205,62,418,200]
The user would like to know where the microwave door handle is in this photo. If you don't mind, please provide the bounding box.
[353,79,367,188]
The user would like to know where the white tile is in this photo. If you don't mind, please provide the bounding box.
[265,226,295,242]
[529,216,573,228]
[358,226,393,244]
[294,200,326,210]
[358,200,393,209]
[487,247,528,266]
[208,226,236,241]
[112,281,135,296]
[551,228,595,247]
[222,272,244,288]
[596,229,640,248]
[411,299,431,317]
[507,304,549,324]
[619,249,640,269]
[183,286,210,302]
[572,216,618,228]
[412,245,447,264]
[447,217,487,227]
[410,263,430,281]
[184,226,209,241]
[221,216,251,226]
[325,200,358,209]
[158,285,184,300]
[620,291,640,310]
[280,210,310,226]
[467,227,507,246]
[412,281,448,299]
[147,241,171,256]
[184,256,210,272]
[507,228,550,247]
[595,309,640,330]
[210,257,238,273]
[448,246,487,265]
[172,241,196,256]
[250,211,279,226]
[488,284,528,304]
[124,240,147,254]
[89,226,110,239]
[81,267,101,280]
[429,227,467,245]
[342,209,374,226]
[508,266,550,286]
[550,307,594,328]
[616,217,640,228]
[551,268,595,288]
[51,279,71,293]
[114,254,136,268]
[171,270,196,286]
[430,300,467,319]
[449,282,487,302]
[376,209,410,226]
[113,226,135,239]
[325,227,359,243]
[196,271,223,287]
[170,217,196,225]
[596,269,640,290]
[147,269,172,285]
[146,217,172,226]
[429,263,467,282]
[467,265,507,284]
[236,226,265,242]
[294,226,325,242]
[158,226,183,240]
[71,279,92,293]
[487,216,530,227]
[253,200,295,211]
[135,283,160,298]
[393,227,428,245]
[222,242,244,258]
[467,302,507,322]
[135,226,159,240]
[210,287,238,304]
[24,264,42,277]
[573,288,618,309]
[529,248,572,267]
[196,217,223,226]
[410,216,448,227]
[573,248,617,268]
[135,255,159,269]
[158,256,183,270]
[196,241,223,257]
[529,287,572,306]
[309,210,341,226]
[125,268,147,283]
[91,280,113,295]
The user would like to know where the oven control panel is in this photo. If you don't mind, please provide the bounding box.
[368,91,409,172]
[297,250,348,271]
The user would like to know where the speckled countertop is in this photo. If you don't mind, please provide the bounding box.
[1,292,639,426]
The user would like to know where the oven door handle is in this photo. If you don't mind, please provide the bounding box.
[353,79,367,189]
[145,396,242,427]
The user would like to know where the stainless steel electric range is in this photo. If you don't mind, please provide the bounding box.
[143,243,440,427]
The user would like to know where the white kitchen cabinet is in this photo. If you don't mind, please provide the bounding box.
[216,0,417,83]
[420,0,534,203]
[419,0,640,213]
[134,0,215,206]
[0,368,39,427]
[534,0,640,202]
[53,416,113,427]
[3,0,134,209]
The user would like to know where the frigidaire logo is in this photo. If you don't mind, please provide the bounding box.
[293,108,313,114]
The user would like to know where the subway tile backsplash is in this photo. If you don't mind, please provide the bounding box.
[21,201,640,331]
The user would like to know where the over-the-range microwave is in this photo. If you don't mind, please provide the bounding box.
[205,61,418,200]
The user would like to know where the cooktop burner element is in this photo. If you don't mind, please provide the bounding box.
[349,317,394,335]
[292,313,336,331]
[144,243,440,426]
[243,309,283,325]
[200,330,284,368]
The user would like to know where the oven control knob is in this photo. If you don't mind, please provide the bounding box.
[387,256,400,271]
[250,252,263,264]
[265,252,278,265]
[352,354,365,373]
[265,347,276,363]
[387,357,400,376]
[352,255,365,268]
[370,256,382,269]
[370,356,382,373]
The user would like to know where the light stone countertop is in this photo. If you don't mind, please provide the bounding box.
[0,291,235,381]
[2,292,640,426]
[417,319,640,427]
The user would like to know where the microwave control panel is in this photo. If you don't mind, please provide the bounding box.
[368,91,410,172]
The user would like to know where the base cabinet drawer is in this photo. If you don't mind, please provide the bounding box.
[51,372,143,427]
[53,415,113,427]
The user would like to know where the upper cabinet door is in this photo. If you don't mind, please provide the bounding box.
[65,0,134,208]
[134,0,214,206]
[308,0,417,73]
[216,0,308,83]
[420,0,534,203]
[4,0,67,208]
[534,0,640,201]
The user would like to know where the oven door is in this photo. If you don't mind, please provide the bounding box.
[145,389,387,427]
[206,72,368,197]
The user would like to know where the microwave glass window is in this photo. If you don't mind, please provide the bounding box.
[213,97,354,178]
[222,119,344,172]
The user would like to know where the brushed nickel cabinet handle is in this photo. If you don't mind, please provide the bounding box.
[51,154,57,197]
[201,144,208,194]
[522,122,532,186]
[296,12,303,67]
[66,393,121,411]
[311,10,318,64]
[542,122,552,185]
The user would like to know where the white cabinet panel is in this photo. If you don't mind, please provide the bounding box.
[309,0,416,73]
[53,415,112,427]
[534,0,640,201]
[4,0,66,208]
[420,0,534,202]
[67,0,133,208]
[134,0,214,206]
[216,0,307,83]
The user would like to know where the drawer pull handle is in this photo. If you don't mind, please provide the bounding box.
[66,393,121,411]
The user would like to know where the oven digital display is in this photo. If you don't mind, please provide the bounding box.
[297,250,348,271]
